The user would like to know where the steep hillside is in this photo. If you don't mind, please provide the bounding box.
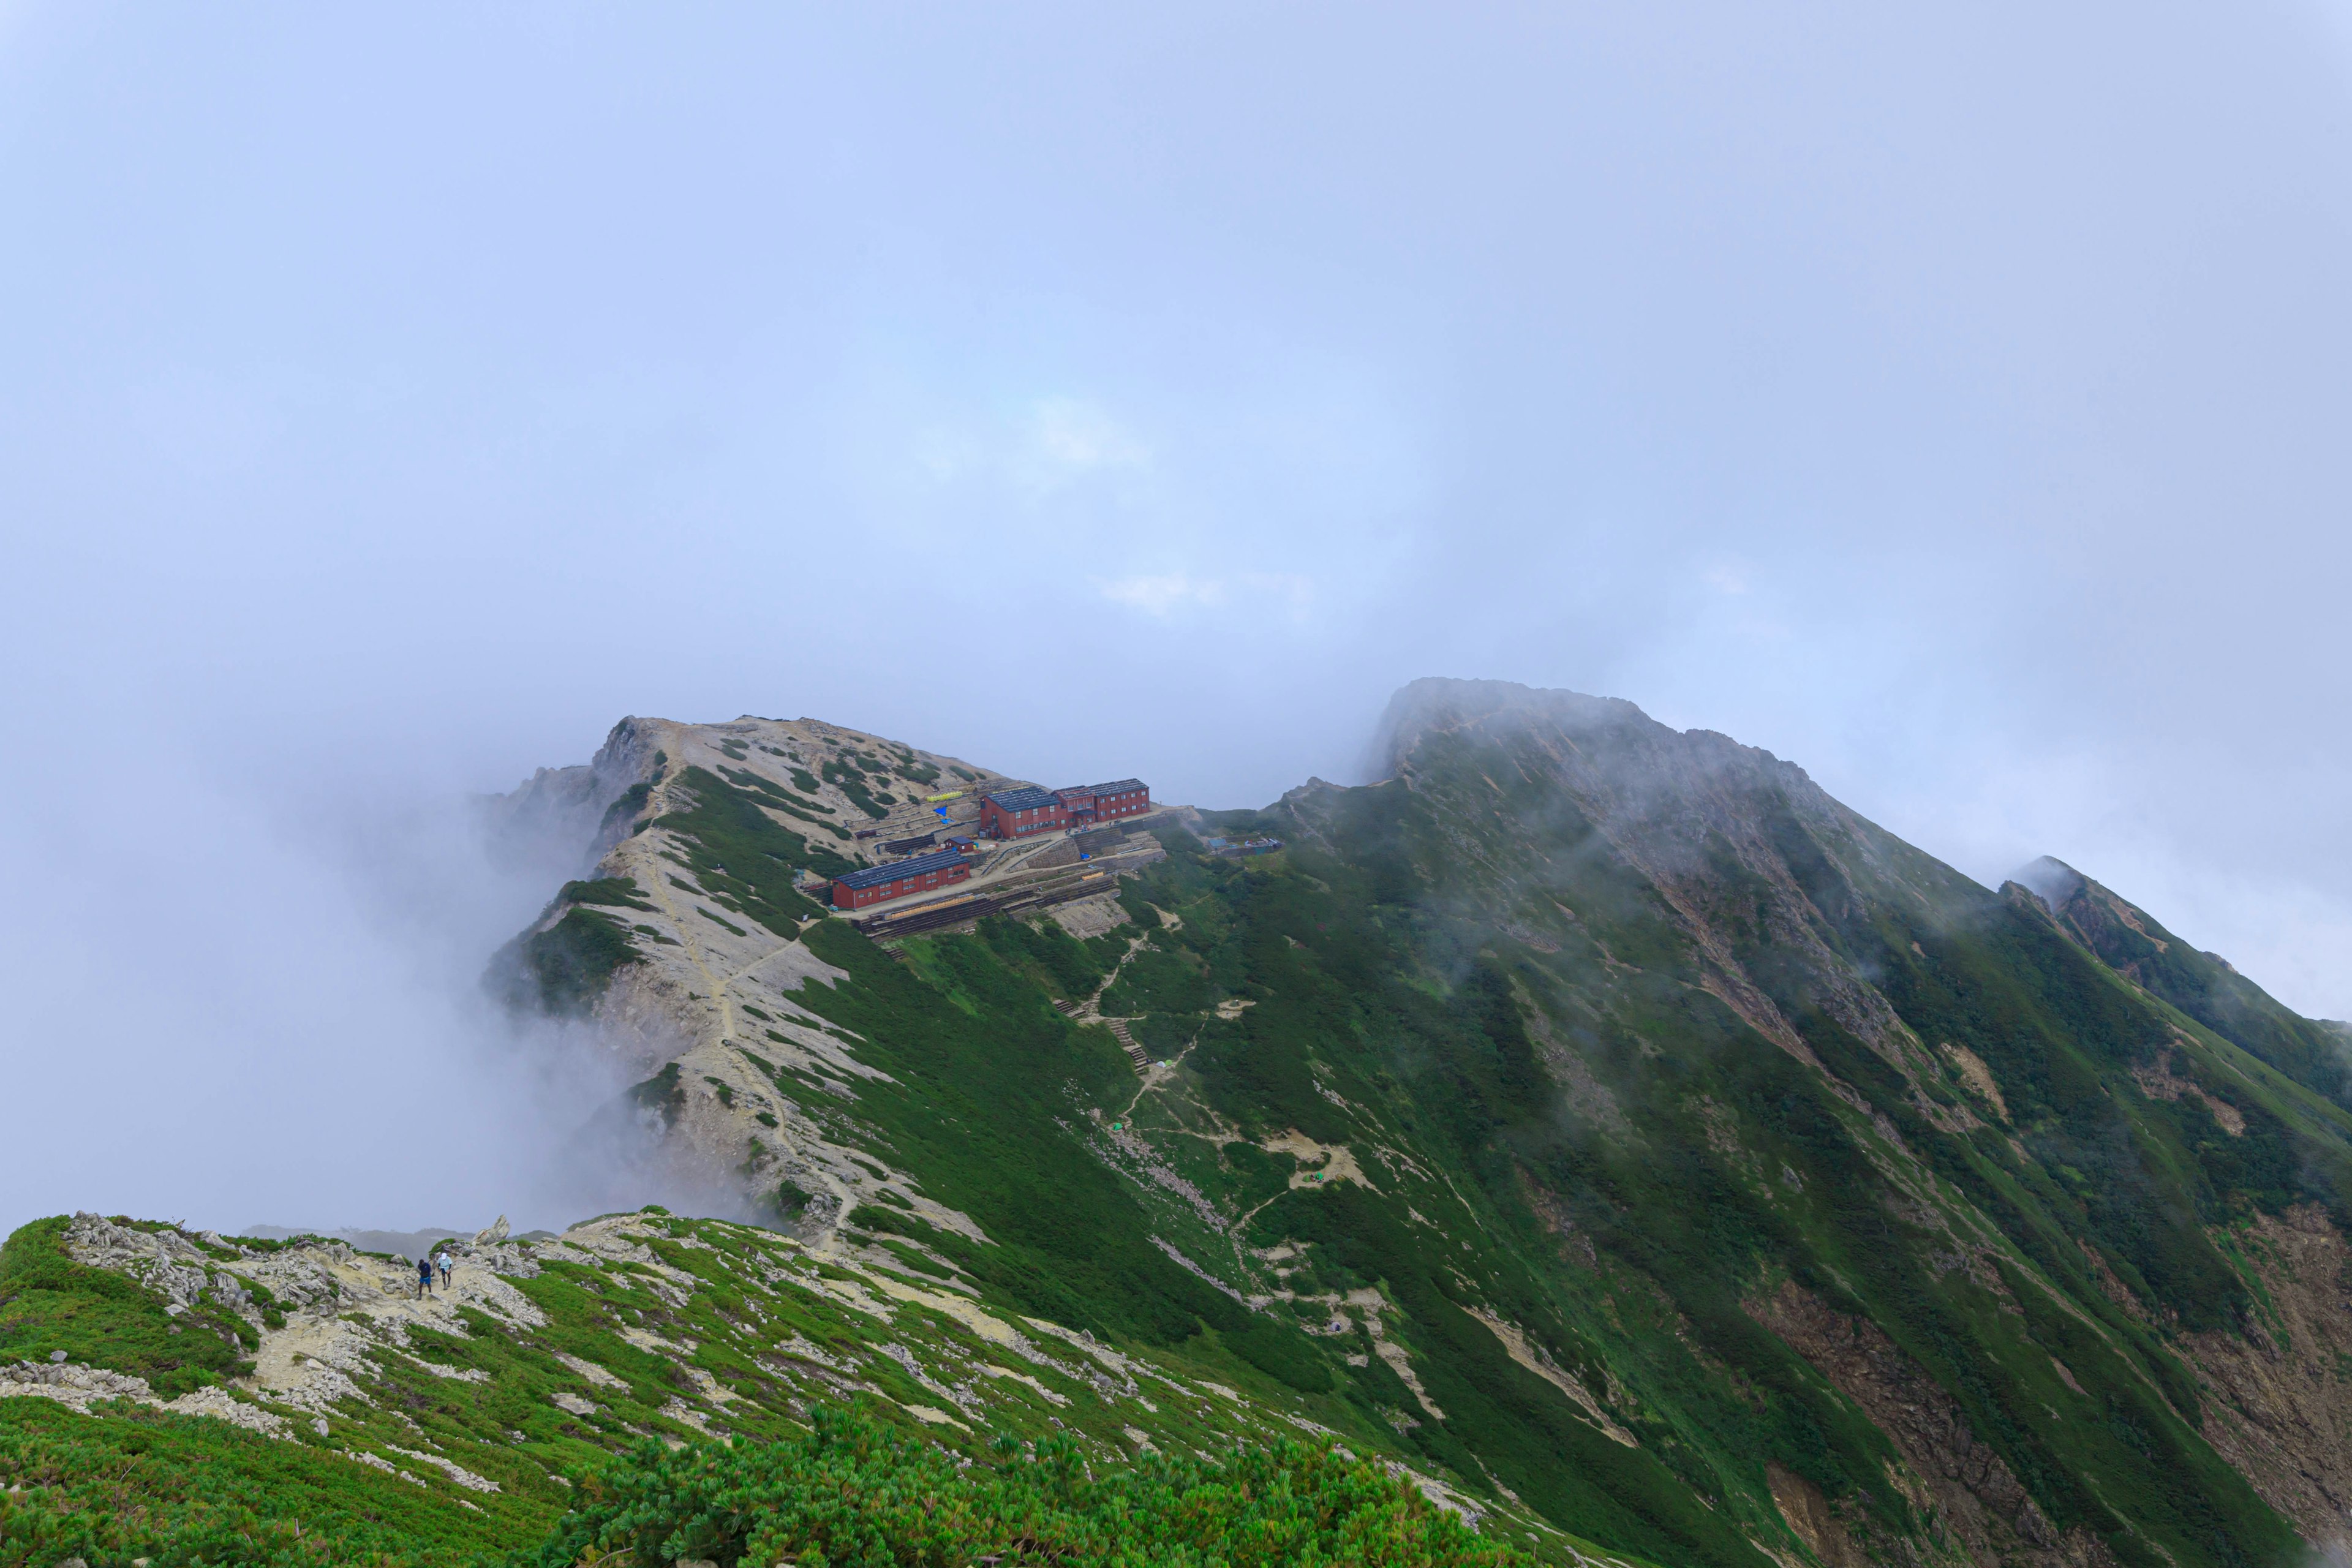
[2,1210,1545,1565]
[459,684,2352,1568]
[1246,679,2352,1567]
[483,713,1027,1222]
[2017,856,2352,1109]
[13,681,2352,1568]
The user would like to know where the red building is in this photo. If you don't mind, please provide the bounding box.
[981,779,1153,840]
[830,847,971,910]
[1058,778,1150,825]
[979,786,1071,840]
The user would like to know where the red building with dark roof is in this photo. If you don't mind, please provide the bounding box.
[981,780,1152,840]
[1059,778,1150,825]
[829,847,971,910]
[979,786,1070,839]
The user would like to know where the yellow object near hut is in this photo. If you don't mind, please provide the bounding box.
[925,791,963,802]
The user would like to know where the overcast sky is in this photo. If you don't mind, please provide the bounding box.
[7,2,2351,1231]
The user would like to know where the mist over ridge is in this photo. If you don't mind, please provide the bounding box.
[5,2,2350,1057]
[13,672,2352,1567]
[7,9,2352,1561]
[2,674,2335,1243]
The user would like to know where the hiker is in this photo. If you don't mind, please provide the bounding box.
[435,1248,453,1289]
[416,1254,432,1299]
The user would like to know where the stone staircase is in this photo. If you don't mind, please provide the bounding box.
[1050,998,1150,1074]
[1106,1017,1149,1074]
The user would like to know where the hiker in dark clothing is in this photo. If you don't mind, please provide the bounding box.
[417,1254,433,1299]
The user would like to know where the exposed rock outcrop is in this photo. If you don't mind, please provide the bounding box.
[1747,1283,2117,1568]
[2175,1205,2352,1536]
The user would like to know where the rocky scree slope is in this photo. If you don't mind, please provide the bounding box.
[484,712,1031,1231]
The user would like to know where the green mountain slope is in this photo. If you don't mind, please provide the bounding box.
[1,1210,1555,1566]
[13,680,2352,1568]
[2019,855,2352,1109]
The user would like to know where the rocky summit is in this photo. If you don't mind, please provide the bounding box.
[10,677,2352,1568]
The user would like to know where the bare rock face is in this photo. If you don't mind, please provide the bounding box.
[65,1212,215,1311]
[2175,1205,2352,1536]
[480,764,606,873]
[1747,1281,2116,1568]
[0,1354,290,1438]
[486,714,1023,1227]
[1,1359,157,1404]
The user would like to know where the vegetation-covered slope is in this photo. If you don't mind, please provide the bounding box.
[754,678,2352,1568]
[0,1393,1517,1568]
[523,1408,1526,1568]
[19,681,2352,1568]
[2022,855,2352,1110]
[1,1208,1554,1566]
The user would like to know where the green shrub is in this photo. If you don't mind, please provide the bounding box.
[631,1065,685,1128]
[557,876,655,911]
[598,782,653,834]
[979,914,1114,1000]
[0,1396,545,1567]
[821,759,892,820]
[496,907,642,1017]
[514,1406,1529,1568]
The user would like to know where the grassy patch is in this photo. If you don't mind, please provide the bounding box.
[556,876,655,911]
[0,1397,549,1568]
[490,907,641,1017]
[794,921,1333,1393]
[821,758,892,820]
[0,1220,250,1398]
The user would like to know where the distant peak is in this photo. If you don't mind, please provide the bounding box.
[1367,677,1649,780]
[2011,856,2085,914]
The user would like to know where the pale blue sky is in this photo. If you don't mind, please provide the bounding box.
[7,3,2351,1227]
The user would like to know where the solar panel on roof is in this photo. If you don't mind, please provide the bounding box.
[831,847,969,891]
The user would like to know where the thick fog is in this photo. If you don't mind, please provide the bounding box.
[6,3,2351,1232]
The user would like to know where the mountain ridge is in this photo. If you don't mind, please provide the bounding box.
[465,679,2352,1566]
[479,681,2352,1561]
[10,677,2352,1568]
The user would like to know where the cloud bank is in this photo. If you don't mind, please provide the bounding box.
[6,1,2351,1229]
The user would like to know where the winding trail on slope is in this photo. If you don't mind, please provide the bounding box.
[626,737,863,1245]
